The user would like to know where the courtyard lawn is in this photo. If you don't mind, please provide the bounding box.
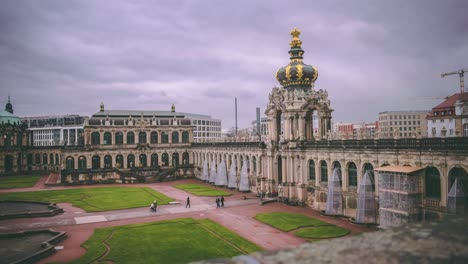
[255,212,331,231]
[0,187,173,212]
[69,218,262,264]
[174,183,231,197]
[294,226,350,239]
[0,175,41,189]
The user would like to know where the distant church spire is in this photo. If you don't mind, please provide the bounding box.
[5,95,13,114]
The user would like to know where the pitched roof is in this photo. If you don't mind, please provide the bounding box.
[433,93,468,110]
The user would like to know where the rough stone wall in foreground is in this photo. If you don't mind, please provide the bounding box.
[194,215,468,264]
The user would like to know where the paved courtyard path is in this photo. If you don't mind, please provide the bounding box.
[0,178,372,263]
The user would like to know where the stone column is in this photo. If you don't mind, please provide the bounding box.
[298,114,305,140]
[342,161,349,192]
[123,132,127,144]
[315,160,320,187]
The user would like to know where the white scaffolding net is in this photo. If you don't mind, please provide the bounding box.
[356,170,376,224]
[325,168,343,215]
[228,159,238,188]
[202,160,209,181]
[448,177,466,215]
[215,159,228,186]
[239,159,250,191]
[209,159,217,183]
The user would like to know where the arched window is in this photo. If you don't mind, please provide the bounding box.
[127,154,135,168]
[66,156,75,170]
[348,162,358,187]
[425,167,440,199]
[104,155,112,169]
[182,131,189,143]
[35,154,41,164]
[172,131,179,143]
[332,161,341,169]
[92,155,101,169]
[162,153,169,166]
[182,152,189,165]
[320,160,328,182]
[127,132,135,144]
[161,132,169,144]
[78,156,86,169]
[55,154,59,165]
[139,132,147,144]
[49,154,54,165]
[104,132,112,145]
[139,154,147,167]
[172,152,179,166]
[115,132,124,145]
[91,132,100,145]
[43,154,48,165]
[150,132,158,144]
[151,153,158,167]
[309,160,315,181]
[116,155,124,168]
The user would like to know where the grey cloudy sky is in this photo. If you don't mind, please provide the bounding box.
[1,0,467,128]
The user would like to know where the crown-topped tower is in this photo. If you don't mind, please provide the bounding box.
[276,28,318,89]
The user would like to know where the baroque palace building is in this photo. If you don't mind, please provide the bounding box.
[0,28,467,225]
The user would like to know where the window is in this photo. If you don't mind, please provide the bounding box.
[78,156,86,169]
[172,131,179,143]
[449,129,454,136]
[66,157,75,169]
[320,160,328,182]
[308,160,315,181]
[104,132,112,145]
[115,132,124,144]
[139,132,147,144]
[150,132,158,144]
[91,132,100,145]
[127,154,135,168]
[127,132,135,144]
[182,131,189,143]
[348,162,357,187]
[161,132,169,143]
[464,123,468,137]
[92,155,100,169]
[151,153,158,167]
[104,155,112,168]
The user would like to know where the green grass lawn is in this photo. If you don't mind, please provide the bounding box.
[0,187,173,212]
[0,175,41,189]
[174,183,231,197]
[69,218,262,264]
[255,212,331,231]
[294,226,350,239]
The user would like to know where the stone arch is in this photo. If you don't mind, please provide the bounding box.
[104,155,112,168]
[49,153,54,165]
[35,153,40,164]
[347,161,358,187]
[66,156,75,170]
[104,132,112,145]
[182,152,189,165]
[320,160,328,182]
[139,154,147,167]
[172,152,179,166]
[425,166,440,200]
[127,154,135,168]
[308,159,316,181]
[78,156,87,169]
[91,132,100,145]
[151,153,158,167]
[162,153,169,166]
[92,155,101,169]
[42,154,48,165]
[55,154,59,165]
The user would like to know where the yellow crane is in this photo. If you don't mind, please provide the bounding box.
[441,68,468,93]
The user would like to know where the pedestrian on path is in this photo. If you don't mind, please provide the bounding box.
[154,200,158,212]
[186,196,191,208]
[216,197,220,208]
[221,195,225,207]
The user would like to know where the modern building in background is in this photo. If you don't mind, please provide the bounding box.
[378,110,429,138]
[184,113,221,141]
[427,93,468,137]
[22,115,87,146]
[332,122,377,139]
[251,117,269,138]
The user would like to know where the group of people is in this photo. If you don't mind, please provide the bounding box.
[216,196,225,208]
[150,195,226,212]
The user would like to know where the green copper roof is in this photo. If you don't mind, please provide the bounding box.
[0,110,21,125]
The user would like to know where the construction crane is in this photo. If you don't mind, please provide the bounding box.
[441,68,468,93]
[408,96,449,100]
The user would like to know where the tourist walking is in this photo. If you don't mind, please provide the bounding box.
[221,195,225,207]
[186,196,191,208]
[216,197,220,208]
[154,200,158,212]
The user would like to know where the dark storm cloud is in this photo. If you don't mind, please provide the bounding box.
[1,0,467,127]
